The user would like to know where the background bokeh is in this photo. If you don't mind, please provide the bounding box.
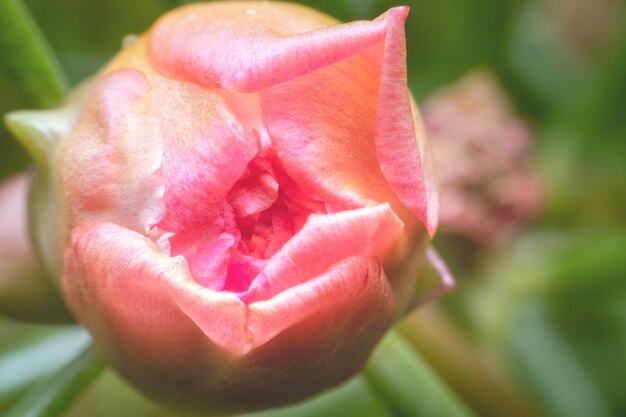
[1,0,625,416]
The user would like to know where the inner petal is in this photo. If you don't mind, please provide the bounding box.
[229,158,279,219]
[167,154,323,293]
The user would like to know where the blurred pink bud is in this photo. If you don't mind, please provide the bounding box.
[423,72,543,246]
[0,172,69,322]
[7,2,441,412]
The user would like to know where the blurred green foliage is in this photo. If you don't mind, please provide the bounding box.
[1,0,625,416]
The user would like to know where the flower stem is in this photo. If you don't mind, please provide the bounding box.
[4,343,104,417]
[398,306,548,417]
[363,330,476,417]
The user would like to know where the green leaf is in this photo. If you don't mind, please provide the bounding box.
[4,342,105,417]
[509,304,616,417]
[0,327,90,408]
[363,330,476,417]
[243,376,393,417]
[0,0,68,108]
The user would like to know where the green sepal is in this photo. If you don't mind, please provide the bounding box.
[4,108,75,171]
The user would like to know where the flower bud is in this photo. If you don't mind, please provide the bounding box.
[6,2,441,412]
[423,71,543,246]
[0,172,70,322]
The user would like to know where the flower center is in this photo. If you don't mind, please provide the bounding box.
[165,155,325,294]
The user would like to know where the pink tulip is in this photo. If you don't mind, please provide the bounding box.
[9,2,440,412]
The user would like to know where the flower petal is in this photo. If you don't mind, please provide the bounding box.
[59,69,164,234]
[63,222,248,353]
[259,44,400,210]
[374,9,439,236]
[241,203,403,303]
[149,2,391,92]
[63,222,258,411]
[155,86,260,237]
[249,255,394,349]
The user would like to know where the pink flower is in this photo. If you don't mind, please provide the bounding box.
[7,2,439,412]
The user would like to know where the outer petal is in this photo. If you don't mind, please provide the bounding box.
[259,46,400,210]
[248,255,394,349]
[149,2,384,92]
[64,222,394,412]
[375,9,439,236]
[0,172,70,322]
[58,69,163,234]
